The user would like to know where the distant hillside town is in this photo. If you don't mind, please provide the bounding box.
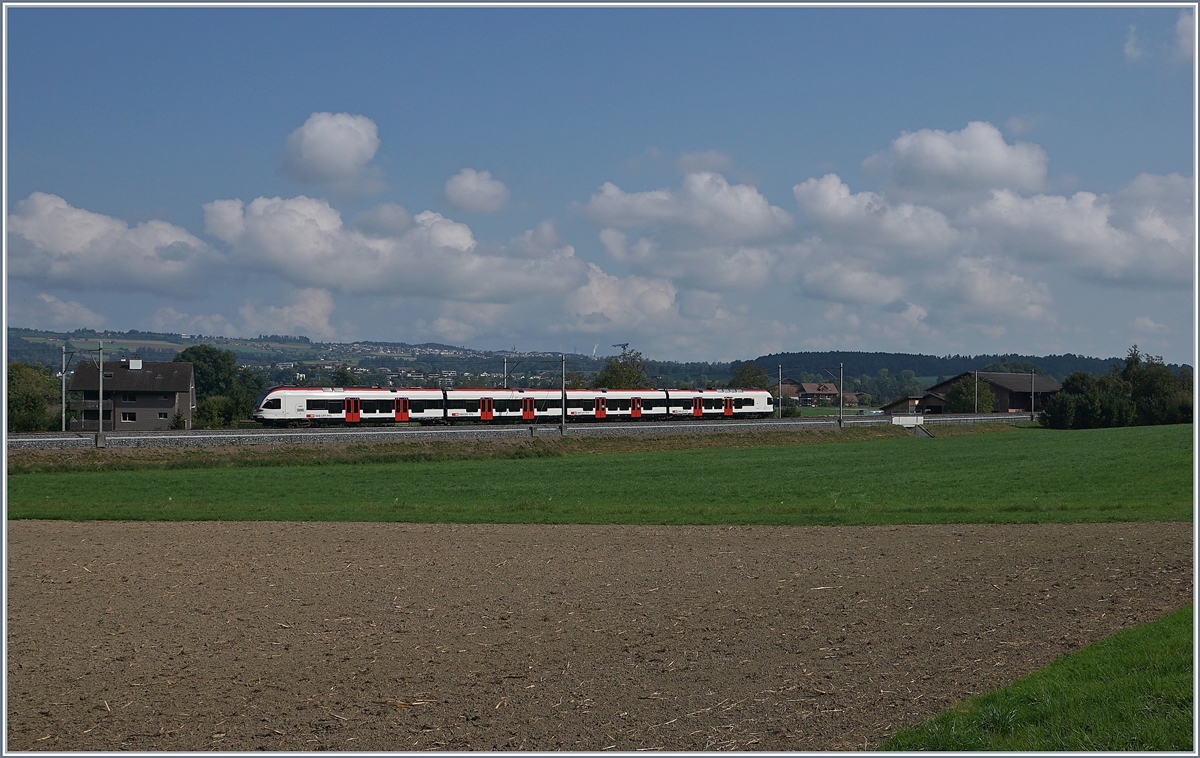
[9,326,1151,400]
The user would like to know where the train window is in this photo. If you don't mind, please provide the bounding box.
[427,399,443,410]
[409,399,424,413]
[465,400,479,413]
[306,399,326,411]
[567,399,590,410]
[327,400,344,414]
[263,398,281,410]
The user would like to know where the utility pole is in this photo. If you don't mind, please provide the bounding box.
[839,362,844,428]
[561,354,566,436]
[820,363,844,428]
[778,364,782,419]
[60,343,76,432]
[1030,369,1036,421]
[96,341,106,447]
[974,370,978,414]
[503,357,506,389]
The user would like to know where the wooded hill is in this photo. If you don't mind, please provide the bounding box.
[749,351,1140,381]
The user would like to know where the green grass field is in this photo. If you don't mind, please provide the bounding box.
[881,604,1194,751]
[8,423,1192,524]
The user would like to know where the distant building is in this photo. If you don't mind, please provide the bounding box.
[881,372,1062,414]
[770,378,801,399]
[69,359,194,431]
[881,395,926,415]
[797,382,840,406]
[921,372,1062,413]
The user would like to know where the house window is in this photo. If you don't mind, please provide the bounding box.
[121,412,136,422]
[121,393,137,402]
[159,394,170,400]
[158,412,169,419]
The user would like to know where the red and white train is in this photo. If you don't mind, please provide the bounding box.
[251,386,774,426]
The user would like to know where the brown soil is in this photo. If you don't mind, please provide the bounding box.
[7,520,1191,751]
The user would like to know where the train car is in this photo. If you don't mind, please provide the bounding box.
[251,386,445,426]
[562,389,668,420]
[665,388,773,418]
[444,388,564,423]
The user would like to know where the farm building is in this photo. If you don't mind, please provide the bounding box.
[69,359,195,431]
[770,378,801,399]
[882,372,1062,414]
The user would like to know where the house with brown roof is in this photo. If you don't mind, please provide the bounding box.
[69,359,195,431]
[797,382,840,406]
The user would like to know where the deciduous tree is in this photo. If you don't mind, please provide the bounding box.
[7,362,60,432]
[944,376,994,413]
[592,349,652,389]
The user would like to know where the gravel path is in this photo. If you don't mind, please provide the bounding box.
[7,520,1191,751]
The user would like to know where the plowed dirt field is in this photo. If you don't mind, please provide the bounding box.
[7,520,1192,751]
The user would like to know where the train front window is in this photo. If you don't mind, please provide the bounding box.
[262,398,281,410]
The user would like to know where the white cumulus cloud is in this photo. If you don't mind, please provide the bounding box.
[445,168,510,212]
[1125,25,1143,61]
[151,289,339,341]
[566,264,678,330]
[9,292,107,331]
[793,173,959,253]
[352,203,412,237]
[585,172,793,243]
[203,195,587,303]
[150,306,238,338]
[1176,9,1194,61]
[801,261,906,306]
[1133,316,1170,334]
[8,192,213,296]
[967,174,1193,287]
[238,288,338,342]
[929,257,1055,329]
[281,112,382,191]
[874,121,1048,196]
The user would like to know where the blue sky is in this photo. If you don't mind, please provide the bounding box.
[5,5,1195,364]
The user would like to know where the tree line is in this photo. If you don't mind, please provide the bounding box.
[1040,346,1192,429]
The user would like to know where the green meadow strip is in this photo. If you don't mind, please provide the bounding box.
[880,604,1194,751]
[7,424,1191,524]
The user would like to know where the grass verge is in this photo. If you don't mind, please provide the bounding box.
[880,604,1194,751]
[7,424,1191,524]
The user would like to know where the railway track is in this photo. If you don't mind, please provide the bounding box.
[7,413,1032,450]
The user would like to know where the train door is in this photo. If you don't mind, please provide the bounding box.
[631,397,642,419]
[345,397,361,423]
[594,397,607,419]
[480,397,494,421]
[395,397,410,422]
[692,397,703,417]
[522,397,535,421]
[723,397,733,417]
